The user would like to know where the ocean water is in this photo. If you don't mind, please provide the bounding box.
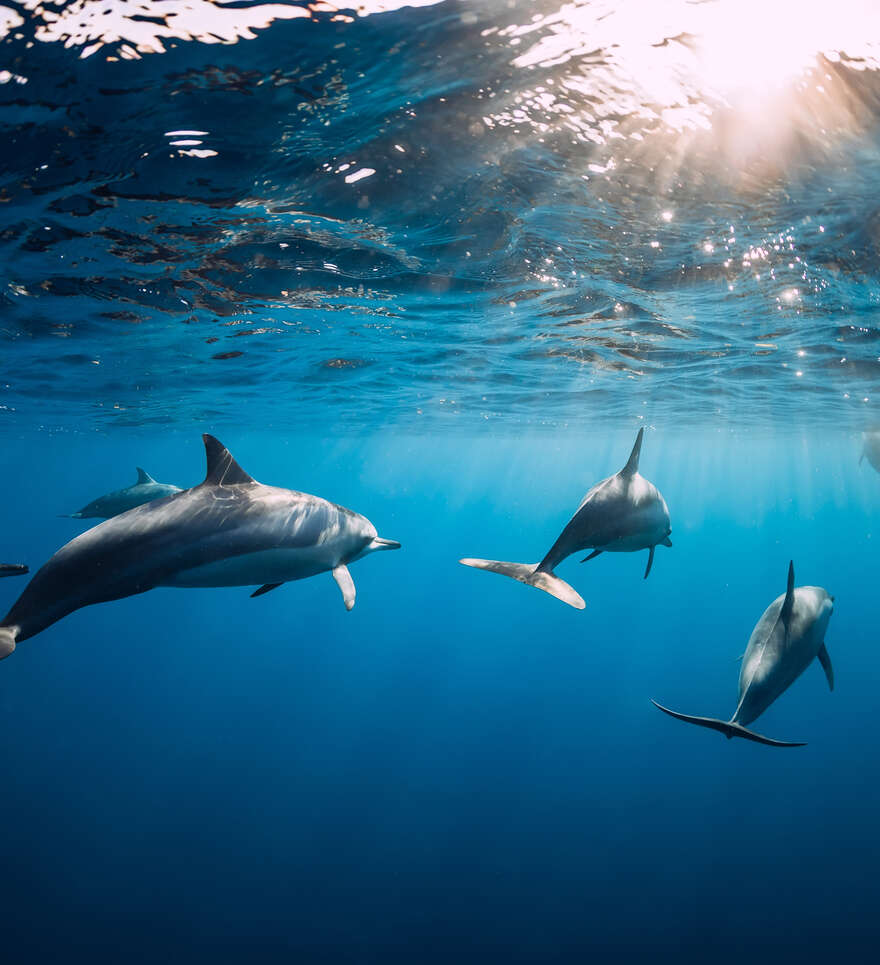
[2,1,880,962]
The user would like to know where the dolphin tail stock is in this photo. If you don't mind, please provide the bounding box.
[0,625,18,660]
[651,700,806,747]
[458,558,585,609]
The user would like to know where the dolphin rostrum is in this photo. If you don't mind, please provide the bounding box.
[63,467,183,520]
[459,428,671,609]
[0,564,28,578]
[0,435,400,660]
[653,561,834,748]
[859,430,880,474]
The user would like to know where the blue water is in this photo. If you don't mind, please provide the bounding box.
[3,1,880,962]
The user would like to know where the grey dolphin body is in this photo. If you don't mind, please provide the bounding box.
[653,561,834,747]
[0,435,400,660]
[860,430,880,474]
[459,428,671,609]
[64,467,183,519]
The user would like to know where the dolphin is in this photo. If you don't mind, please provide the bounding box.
[63,467,183,519]
[0,435,400,660]
[653,561,834,747]
[859,430,880,473]
[0,564,28,577]
[459,428,671,609]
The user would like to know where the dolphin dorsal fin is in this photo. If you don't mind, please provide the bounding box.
[136,467,156,485]
[620,428,644,477]
[780,560,796,629]
[201,434,256,486]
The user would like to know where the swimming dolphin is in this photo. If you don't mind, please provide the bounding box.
[859,430,880,473]
[653,561,834,747]
[63,467,183,519]
[0,564,28,577]
[459,428,671,609]
[0,435,400,660]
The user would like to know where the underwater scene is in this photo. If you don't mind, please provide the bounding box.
[3,1,880,962]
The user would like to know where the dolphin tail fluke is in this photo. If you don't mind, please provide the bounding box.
[651,700,806,747]
[0,626,18,660]
[459,558,585,609]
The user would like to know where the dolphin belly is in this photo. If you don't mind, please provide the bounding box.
[160,547,338,588]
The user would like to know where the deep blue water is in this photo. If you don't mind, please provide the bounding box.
[3,2,880,963]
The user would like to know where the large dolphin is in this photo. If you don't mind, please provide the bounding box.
[653,561,834,747]
[859,430,880,474]
[0,435,400,660]
[0,564,28,577]
[459,428,671,609]
[63,467,183,519]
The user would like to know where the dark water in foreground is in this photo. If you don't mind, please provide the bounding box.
[3,1,880,962]
[2,430,879,963]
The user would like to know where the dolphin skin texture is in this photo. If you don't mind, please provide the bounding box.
[459,428,671,608]
[0,564,28,577]
[63,467,183,520]
[0,435,400,660]
[653,561,834,747]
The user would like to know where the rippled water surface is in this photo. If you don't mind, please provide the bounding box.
[3,0,880,430]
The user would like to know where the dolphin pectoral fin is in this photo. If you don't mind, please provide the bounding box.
[333,564,356,611]
[817,643,834,691]
[251,582,283,598]
[580,549,603,563]
[620,427,644,477]
[661,536,672,547]
[651,701,806,747]
[459,559,585,609]
[644,546,655,579]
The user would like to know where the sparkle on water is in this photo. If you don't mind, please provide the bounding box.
[1,0,879,432]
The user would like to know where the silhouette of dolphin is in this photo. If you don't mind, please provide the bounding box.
[62,467,183,519]
[0,435,400,660]
[653,561,834,747]
[0,564,27,578]
[459,428,671,608]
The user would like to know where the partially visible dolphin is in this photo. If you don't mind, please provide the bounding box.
[63,467,183,519]
[459,428,671,609]
[0,435,400,660]
[0,564,27,577]
[653,561,834,747]
[859,430,880,473]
